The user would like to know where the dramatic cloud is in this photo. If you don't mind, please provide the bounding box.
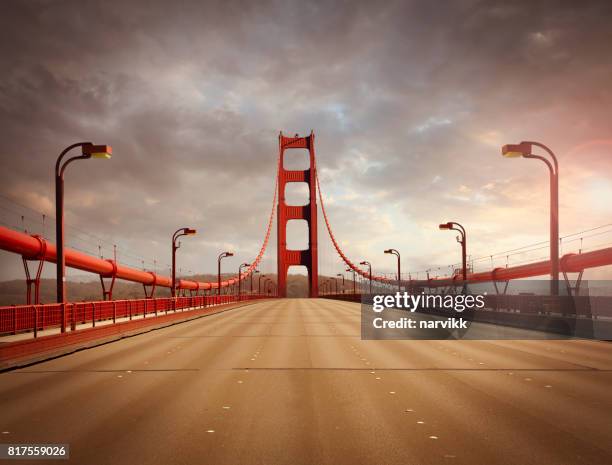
[1,0,611,282]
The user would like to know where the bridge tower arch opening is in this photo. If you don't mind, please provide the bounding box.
[277,131,318,298]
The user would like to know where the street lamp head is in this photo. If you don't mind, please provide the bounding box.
[83,144,112,159]
[336,273,342,277]
[359,261,366,265]
[226,251,234,257]
[439,222,452,230]
[384,249,392,254]
[501,142,531,158]
[184,228,197,235]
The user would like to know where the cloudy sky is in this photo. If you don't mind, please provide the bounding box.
[1,0,611,283]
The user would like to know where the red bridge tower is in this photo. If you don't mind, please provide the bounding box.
[277,131,319,298]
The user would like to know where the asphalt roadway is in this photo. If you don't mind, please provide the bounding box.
[1,298,611,465]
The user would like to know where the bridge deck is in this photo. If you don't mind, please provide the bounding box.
[1,299,611,464]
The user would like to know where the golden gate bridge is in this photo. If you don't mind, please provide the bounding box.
[1,132,612,361]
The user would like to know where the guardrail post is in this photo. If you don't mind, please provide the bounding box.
[33,305,38,338]
[70,303,76,331]
[61,302,66,333]
[112,301,116,324]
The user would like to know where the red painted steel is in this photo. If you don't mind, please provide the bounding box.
[0,294,268,336]
[397,247,612,288]
[277,132,318,297]
[462,248,612,283]
[22,235,46,304]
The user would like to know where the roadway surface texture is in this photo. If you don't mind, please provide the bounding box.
[1,298,611,465]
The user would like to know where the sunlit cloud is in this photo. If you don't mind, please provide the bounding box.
[0,0,610,281]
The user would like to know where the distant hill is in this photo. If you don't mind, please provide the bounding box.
[0,273,344,305]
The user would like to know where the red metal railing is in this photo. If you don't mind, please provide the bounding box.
[0,294,268,337]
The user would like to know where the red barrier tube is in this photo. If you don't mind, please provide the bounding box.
[0,225,229,291]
